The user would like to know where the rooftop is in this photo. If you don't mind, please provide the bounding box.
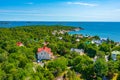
[37,46,53,55]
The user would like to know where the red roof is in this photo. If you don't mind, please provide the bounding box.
[37,46,53,55]
[16,42,23,46]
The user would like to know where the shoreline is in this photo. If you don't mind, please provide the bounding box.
[68,30,120,43]
[0,22,119,42]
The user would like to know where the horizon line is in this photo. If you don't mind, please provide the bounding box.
[0,20,120,22]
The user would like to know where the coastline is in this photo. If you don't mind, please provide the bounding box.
[68,30,120,43]
[0,21,120,42]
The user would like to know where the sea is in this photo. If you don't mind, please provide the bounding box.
[0,21,120,42]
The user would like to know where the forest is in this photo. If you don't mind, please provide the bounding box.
[0,25,120,80]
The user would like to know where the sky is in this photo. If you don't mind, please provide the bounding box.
[0,0,120,21]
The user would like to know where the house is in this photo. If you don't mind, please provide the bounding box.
[76,39,80,42]
[93,56,98,62]
[105,55,109,62]
[93,55,109,62]
[58,37,63,40]
[111,51,120,61]
[91,40,102,45]
[70,48,84,55]
[16,42,24,46]
[91,38,108,46]
[37,46,53,62]
[78,35,83,38]
[116,42,120,46]
[100,38,108,41]
[52,30,57,35]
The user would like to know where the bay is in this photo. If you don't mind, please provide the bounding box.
[0,21,120,42]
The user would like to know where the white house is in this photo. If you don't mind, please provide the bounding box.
[105,55,109,62]
[100,38,107,41]
[93,55,109,62]
[37,46,53,62]
[93,56,98,62]
[70,48,84,55]
[116,42,120,46]
[91,40,102,45]
[58,37,63,40]
[76,39,80,42]
[111,51,120,61]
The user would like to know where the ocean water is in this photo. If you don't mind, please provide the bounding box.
[0,21,120,42]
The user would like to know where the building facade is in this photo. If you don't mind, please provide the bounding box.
[37,46,53,62]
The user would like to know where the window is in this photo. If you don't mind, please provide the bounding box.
[41,53,43,55]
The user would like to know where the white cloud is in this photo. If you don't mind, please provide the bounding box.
[0,10,28,13]
[67,2,98,7]
[25,2,33,5]
[0,10,38,13]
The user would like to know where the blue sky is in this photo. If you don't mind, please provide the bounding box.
[0,0,120,21]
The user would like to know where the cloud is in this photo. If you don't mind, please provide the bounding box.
[0,10,28,13]
[25,2,33,5]
[67,2,98,7]
[0,10,38,13]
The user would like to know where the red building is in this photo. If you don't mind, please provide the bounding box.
[16,42,24,46]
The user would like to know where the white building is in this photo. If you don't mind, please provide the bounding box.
[76,39,80,42]
[71,48,84,55]
[111,51,120,61]
[37,46,53,62]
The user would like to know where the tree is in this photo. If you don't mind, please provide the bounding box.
[87,47,97,58]
[67,70,80,80]
[117,72,120,80]
[93,35,100,40]
[72,55,94,79]
[99,43,111,53]
[96,51,105,58]
[36,66,54,80]
[112,46,120,51]
[0,69,6,80]
[94,58,108,77]
[47,57,68,76]
[107,60,118,79]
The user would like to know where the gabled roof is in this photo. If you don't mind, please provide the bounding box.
[37,46,53,55]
